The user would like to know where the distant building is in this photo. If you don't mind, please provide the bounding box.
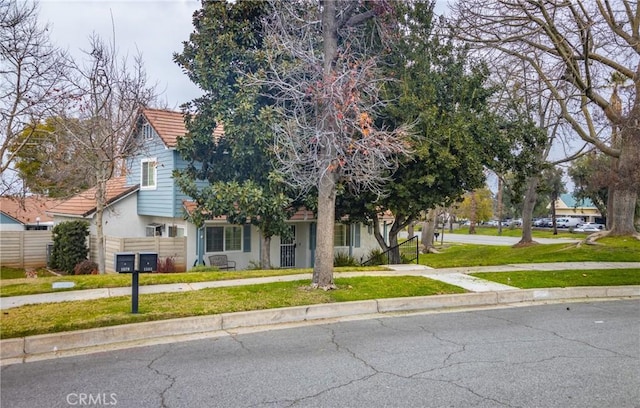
[552,193,603,223]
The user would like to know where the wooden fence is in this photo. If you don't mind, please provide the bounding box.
[91,235,187,272]
[0,230,53,269]
[1,232,187,272]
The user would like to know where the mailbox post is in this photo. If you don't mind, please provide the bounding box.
[114,252,157,313]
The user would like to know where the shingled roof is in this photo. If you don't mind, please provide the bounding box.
[47,177,139,218]
[141,108,224,148]
[0,196,62,225]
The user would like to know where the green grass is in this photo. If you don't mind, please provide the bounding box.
[0,276,465,339]
[0,267,55,279]
[0,266,387,298]
[449,226,580,239]
[471,268,640,289]
[421,237,640,268]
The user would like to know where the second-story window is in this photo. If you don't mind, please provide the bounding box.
[141,158,157,189]
[142,123,154,140]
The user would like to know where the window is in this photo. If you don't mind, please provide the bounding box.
[142,123,154,140]
[334,224,351,247]
[168,225,185,238]
[206,226,242,252]
[146,223,163,237]
[141,159,157,189]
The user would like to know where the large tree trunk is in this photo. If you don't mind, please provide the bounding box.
[608,131,639,236]
[95,175,107,274]
[420,209,437,252]
[312,170,337,289]
[517,175,539,245]
[497,176,504,236]
[469,191,477,234]
[387,215,407,264]
[311,0,339,289]
[260,235,271,269]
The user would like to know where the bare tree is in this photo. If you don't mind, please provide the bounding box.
[56,34,155,273]
[257,0,411,288]
[0,0,68,194]
[453,0,640,238]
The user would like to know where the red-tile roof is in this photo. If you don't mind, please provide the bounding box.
[47,178,139,217]
[142,108,186,148]
[0,196,62,225]
[141,108,224,148]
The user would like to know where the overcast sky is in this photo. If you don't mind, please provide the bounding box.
[38,0,449,110]
[39,0,203,110]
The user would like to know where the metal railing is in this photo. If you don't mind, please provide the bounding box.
[362,236,419,266]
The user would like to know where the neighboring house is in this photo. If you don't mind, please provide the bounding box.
[48,108,392,271]
[552,193,604,224]
[0,196,61,231]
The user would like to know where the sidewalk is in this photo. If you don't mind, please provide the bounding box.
[1,262,638,365]
[2,262,639,309]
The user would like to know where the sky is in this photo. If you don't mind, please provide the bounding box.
[38,0,450,111]
[39,0,203,110]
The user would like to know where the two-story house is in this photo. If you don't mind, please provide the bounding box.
[49,108,390,272]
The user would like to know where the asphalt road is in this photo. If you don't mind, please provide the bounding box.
[1,300,638,408]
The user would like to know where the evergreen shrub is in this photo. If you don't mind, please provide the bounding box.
[50,221,89,274]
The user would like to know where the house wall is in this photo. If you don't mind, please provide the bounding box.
[0,213,24,231]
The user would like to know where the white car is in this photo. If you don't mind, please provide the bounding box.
[574,223,606,232]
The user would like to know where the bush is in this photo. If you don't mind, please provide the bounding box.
[363,248,385,266]
[73,260,98,275]
[157,256,177,273]
[334,251,358,267]
[50,221,89,274]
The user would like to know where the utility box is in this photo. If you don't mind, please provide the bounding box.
[139,252,158,272]
[114,252,136,273]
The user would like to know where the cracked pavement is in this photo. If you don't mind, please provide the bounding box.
[1,300,638,408]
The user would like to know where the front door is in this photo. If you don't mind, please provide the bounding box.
[280,225,296,268]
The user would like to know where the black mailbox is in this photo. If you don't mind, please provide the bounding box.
[114,252,136,273]
[139,252,158,272]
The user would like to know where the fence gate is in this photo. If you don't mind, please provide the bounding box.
[280,225,296,268]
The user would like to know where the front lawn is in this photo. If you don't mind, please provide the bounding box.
[470,268,640,288]
[421,237,640,268]
[0,276,465,339]
[0,266,387,298]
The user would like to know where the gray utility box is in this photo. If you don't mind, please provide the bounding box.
[114,252,136,273]
[139,252,158,272]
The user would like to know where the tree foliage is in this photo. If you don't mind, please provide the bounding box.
[338,1,530,255]
[455,188,494,223]
[452,0,639,237]
[10,117,93,197]
[173,0,297,269]
[249,0,413,287]
[0,0,68,194]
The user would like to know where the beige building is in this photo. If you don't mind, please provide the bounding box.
[552,194,603,223]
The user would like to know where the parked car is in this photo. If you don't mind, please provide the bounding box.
[556,217,582,228]
[574,223,606,232]
[533,218,551,227]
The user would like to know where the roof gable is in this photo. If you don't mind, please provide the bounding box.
[559,193,595,209]
[48,177,139,218]
[140,108,224,149]
[141,108,186,148]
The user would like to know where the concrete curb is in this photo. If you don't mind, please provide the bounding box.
[2,285,638,365]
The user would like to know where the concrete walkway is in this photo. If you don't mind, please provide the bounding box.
[2,262,638,309]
